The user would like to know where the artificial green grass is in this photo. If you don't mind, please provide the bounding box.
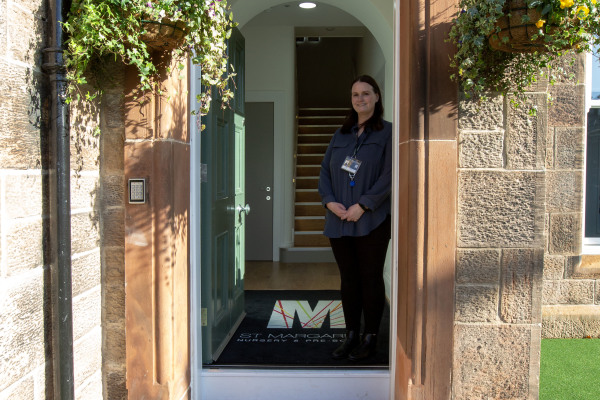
[540,338,600,400]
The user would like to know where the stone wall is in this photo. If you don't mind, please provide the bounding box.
[542,55,600,338]
[0,0,104,398]
[454,92,546,399]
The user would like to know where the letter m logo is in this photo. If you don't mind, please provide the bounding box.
[267,300,345,329]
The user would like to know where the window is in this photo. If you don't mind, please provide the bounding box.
[583,53,600,252]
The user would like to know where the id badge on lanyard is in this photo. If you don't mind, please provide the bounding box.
[340,131,367,187]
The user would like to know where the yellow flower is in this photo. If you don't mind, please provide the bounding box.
[536,19,546,28]
[560,0,574,8]
[576,5,590,16]
[593,0,597,4]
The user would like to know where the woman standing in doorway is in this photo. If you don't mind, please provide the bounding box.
[318,75,392,361]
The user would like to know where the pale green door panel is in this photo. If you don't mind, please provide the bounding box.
[201,27,246,364]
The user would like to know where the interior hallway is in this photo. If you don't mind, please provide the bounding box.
[245,261,340,290]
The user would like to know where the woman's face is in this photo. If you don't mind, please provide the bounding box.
[351,81,379,119]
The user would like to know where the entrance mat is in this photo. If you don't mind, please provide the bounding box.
[212,290,389,367]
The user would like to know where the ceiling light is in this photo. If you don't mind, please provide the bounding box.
[299,2,317,9]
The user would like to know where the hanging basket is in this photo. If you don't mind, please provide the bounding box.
[140,19,187,51]
[488,0,553,53]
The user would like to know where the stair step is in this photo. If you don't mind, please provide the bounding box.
[297,154,324,164]
[298,125,336,135]
[294,232,330,247]
[298,108,349,117]
[297,144,328,154]
[296,165,321,177]
[298,133,333,144]
[298,116,345,125]
[295,190,321,202]
[295,177,319,189]
[295,216,325,231]
[295,203,327,216]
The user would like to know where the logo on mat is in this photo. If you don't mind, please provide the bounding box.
[267,300,345,329]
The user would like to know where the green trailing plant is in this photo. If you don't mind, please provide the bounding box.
[448,0,600,107]
[63,0,236,117]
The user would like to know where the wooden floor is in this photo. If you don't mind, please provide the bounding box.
[245,261,340,290]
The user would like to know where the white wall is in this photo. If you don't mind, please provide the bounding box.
[242,25,297,257]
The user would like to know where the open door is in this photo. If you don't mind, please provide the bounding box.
[201,27,246,364]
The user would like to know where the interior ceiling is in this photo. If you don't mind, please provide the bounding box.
[245,1,363,29]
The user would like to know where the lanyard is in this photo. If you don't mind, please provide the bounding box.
[348,129,369,187]
[352,129,369,158]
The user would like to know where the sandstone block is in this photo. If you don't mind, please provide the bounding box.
[72,250,101,297]
[7,1,45,65]
[459,131,504,168]
[542,304,600,338]
[0,271,45,391]
[543,279,594,305]
[543,254,565,280]
[71,211,100,254]
[104,282,125,322]
[0,374,35,400]
[458,171,545,247]
[0,63,43,169]
[76,370,102,400]
[458,93,504,131]
[105,370,128,400]
[73,326,101,393]
[455,285,499,322]
[555,127,585,169]
[3,172,45,219]
[456,249,500,284]
[103,91,125,129]
[101,174,125,209]
[104,246,125,280]
[546,127,554,169]
[71,173,100,211]
[546,171,583,213]
[100,128,125,173]
[500,248,544,324]
[6,217,43,275]
[102,208,125,247]
[548,213,582,255]
[506,93,547,170]
[548,84,585,127]
[72,287,101,342]
[104,322,127,366]
[565,255,600,279]
[453,324,533,400]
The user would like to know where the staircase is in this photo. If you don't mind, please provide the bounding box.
[280,108,347,262]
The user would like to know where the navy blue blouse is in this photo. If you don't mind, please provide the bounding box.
[318,120,392,238]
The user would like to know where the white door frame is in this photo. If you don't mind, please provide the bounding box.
[190,0,401,397]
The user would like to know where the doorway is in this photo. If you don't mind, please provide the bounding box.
[191,0,397,398]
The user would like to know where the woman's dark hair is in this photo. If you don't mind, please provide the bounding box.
[341,75,384,133]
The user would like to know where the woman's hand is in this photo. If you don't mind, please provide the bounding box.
[341,203,365,222]
[326,202,347,219]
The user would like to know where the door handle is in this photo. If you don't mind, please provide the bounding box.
[236,203,251,217]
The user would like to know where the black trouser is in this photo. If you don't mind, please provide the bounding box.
[329,216,391,334]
